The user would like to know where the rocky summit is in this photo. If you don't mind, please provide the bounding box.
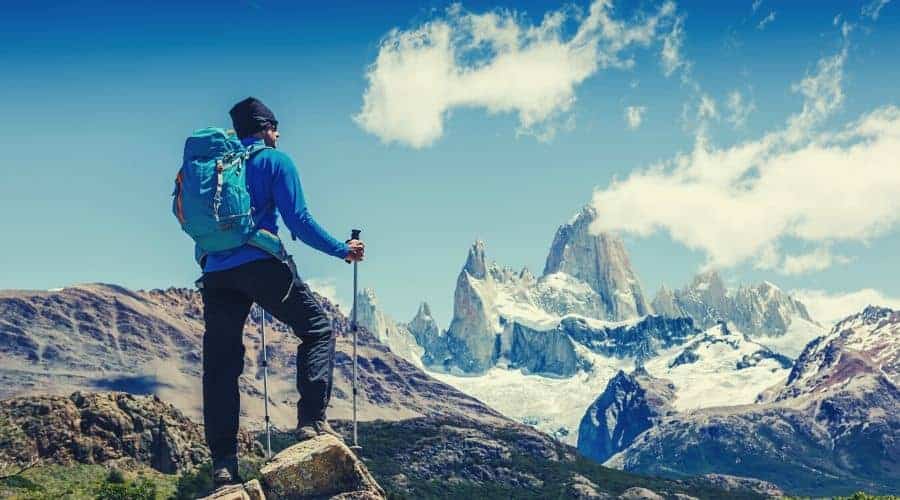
[543,206,652,321]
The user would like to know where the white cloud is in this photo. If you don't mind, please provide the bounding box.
[792,288,900,325]
[681,93,717,133]
[862,0,892,20]
[752,0,763,13]
[355,1,680,148]
[697,94,717,122]
[780,248,851,275]
[305,278,348,311]
[785,46,846,142]
[590,42,900,274]
[726,90,755,128]
[661,15,686,77]
[625,105,646,130]
[757,11,776,30]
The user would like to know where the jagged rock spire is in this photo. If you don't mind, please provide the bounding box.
[465,241,487,279]
[543,206,651,320]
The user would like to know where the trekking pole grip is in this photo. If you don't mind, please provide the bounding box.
[344,229,362,264]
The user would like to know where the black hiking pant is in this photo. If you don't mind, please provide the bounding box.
[198,257,335,460]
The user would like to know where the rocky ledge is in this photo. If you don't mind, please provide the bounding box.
[201,435,385,500]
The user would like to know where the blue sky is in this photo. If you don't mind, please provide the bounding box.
[2,0,898,327]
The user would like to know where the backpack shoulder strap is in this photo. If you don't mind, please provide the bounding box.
[244,143,272,158]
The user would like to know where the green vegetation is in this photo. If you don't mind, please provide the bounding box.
[171,457,263,499]
[344,419,762,500]
[1,421,896,499]
[0,464,177,500]
[786,494,900,500]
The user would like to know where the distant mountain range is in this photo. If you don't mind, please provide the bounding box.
[600,306,900,496]
[348,205,896,496]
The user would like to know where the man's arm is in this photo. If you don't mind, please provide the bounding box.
[272,154,350,260]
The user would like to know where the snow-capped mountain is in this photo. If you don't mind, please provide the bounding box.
[428,237,693,373]
[774,305,899,400]
[355,288,424,367]
[436,208,654,374]
[605,306,900,496]
[642,322,792,411]
[652,270,823,357]
[544,206,652,320]
[577,322,794,462]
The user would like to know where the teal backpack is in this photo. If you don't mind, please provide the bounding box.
[173,127,285,266]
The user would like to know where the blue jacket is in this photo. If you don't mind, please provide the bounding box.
[201,137,349,272]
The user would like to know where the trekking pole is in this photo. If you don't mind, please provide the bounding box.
[347,229,362,452]
[259,304,272,459]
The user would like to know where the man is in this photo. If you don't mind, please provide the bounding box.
[198,97,364,486]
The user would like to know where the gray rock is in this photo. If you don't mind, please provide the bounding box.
[577,368,675,463]
[355,288,424,367]
[199,479,265,500]
[700,474,784,498]
[617,486,664,499]
[543,206,651,320]
[650,284,679,318]
[653,270,817,338]
[507,322,582,377]
[259,434,385,499]
[567,472,611,499]
[562,315,699,361]
[442,243,499,373]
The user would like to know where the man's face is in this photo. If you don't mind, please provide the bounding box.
[262,124,279,148]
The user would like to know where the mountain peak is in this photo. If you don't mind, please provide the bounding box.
[465,241,488,279]
[567,204,598,226]
[415,301,432,319]
[542,208,650,320]
[690,269,724,290]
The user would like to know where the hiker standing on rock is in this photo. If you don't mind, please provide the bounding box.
[175,97,364,486]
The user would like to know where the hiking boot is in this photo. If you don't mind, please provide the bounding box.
[211,454,241,487]
[295,419,343,442]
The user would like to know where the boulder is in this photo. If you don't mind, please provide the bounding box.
[200,479,265,500]
[617,487,664,500]
[566,472,611,499]
[260,435,385,499]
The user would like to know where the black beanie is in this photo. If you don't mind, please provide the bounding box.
[229,97,278,139]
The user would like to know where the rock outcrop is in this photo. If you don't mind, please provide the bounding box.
[200,480,265,500]
[560,315,698,362]
[198,435,386,500]
[507,322,585,377]
[406,302,448,367]
[0,391,262,473]
[577,368,675,463]
[259,435,385,499]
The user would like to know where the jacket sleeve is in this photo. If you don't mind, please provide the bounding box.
[272,154,349,260]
